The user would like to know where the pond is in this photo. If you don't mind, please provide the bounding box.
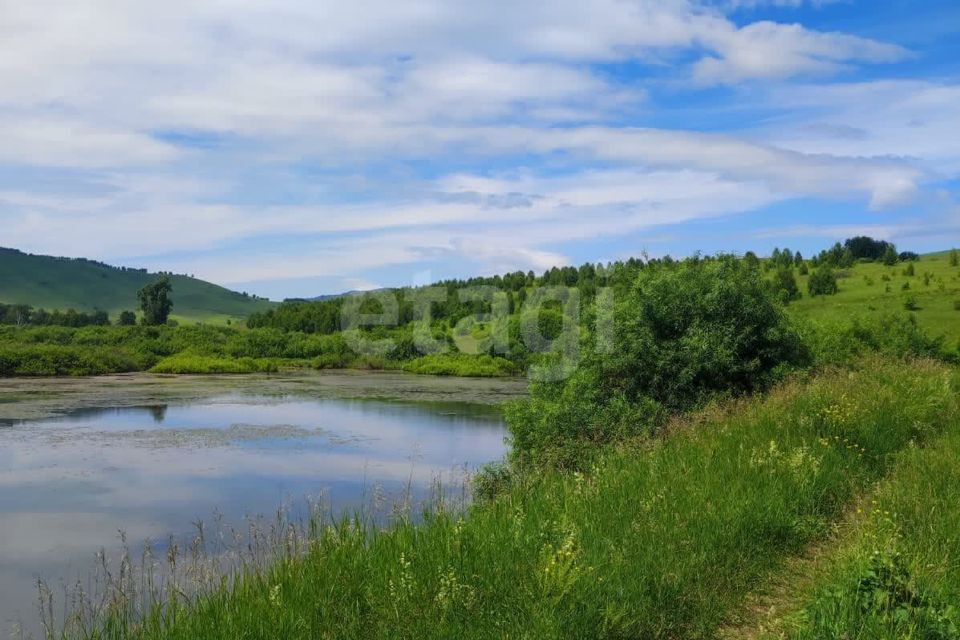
[0,372,524,633]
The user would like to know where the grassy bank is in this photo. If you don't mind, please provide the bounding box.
[61,358,958,639]
[779,422,960,638]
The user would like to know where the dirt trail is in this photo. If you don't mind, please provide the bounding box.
[716,493,872,640]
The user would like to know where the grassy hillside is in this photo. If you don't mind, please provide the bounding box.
[0,248,274,324]
[788,251,960,347]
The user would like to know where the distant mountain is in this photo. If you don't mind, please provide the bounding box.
[0,247,275,323]
[283,289,385,303]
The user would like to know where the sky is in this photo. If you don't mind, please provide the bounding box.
[1,0,958,300]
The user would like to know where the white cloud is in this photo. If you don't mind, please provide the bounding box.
[762,80,960,177]
[693,21,907,83]
[721,0,842,8]
[0,0,938,295]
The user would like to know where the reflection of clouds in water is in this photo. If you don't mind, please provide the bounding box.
[0,442,483,508]
[0,512,160,562]
[0,396,506,627]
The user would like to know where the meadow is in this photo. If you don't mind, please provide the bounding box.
[789,250,960,349]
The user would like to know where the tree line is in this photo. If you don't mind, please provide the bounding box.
[1,276,175,327]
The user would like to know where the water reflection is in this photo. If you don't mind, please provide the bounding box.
[0,395,506,630]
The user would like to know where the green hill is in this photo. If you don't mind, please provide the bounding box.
[787,250,960,347]
[0,247,275,324]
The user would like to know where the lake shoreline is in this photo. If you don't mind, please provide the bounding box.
[1,373,519,632]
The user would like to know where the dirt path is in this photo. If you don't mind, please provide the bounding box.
[716,493,872,640]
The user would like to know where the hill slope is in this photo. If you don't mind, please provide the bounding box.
[0,248,274,323]
[787,250,960,347]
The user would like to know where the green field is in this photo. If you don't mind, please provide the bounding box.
[788,251,960,348]
[0,248,275,324]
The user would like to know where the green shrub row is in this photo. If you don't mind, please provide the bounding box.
[0,344,146,376]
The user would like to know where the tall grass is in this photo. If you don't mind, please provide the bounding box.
[401,353,518,377]
[782,429,960,638]
[56,358,958,640]
[149,353,280,374]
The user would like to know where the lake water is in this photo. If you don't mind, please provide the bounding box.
[0,388,509,631]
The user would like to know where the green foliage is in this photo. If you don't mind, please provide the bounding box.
[772,267,802,303]
[0,344,143,376]
[802,313,948,367]
[950,248,958,267]
[0,303,111,327]
[507,257,808,468]
[117,310,137,326]
[904,295,920,311]
[882,244,899,266]
[903,263,915,277]
[786,429,960,639]
[150,352,279,374]
[808,265,840,296]
[845,236,897,262]
[138,277,174,325]
[402,353,518,377]
[3,245,958,380]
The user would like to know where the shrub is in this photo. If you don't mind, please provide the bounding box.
[117,310,137,326]
[771,268,801,303]
[803,313,947,366]
[150,352,279,374]
[808,265,839,297]
[0,344,142,376]
[403,353,517,377]
[507,256,808,468]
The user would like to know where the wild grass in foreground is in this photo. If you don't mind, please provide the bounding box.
[779,427,960,638]
[51,358,958,640]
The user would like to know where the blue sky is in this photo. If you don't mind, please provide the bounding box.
[1,0,958,299]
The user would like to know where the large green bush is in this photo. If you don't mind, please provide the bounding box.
[507,256,809,468]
